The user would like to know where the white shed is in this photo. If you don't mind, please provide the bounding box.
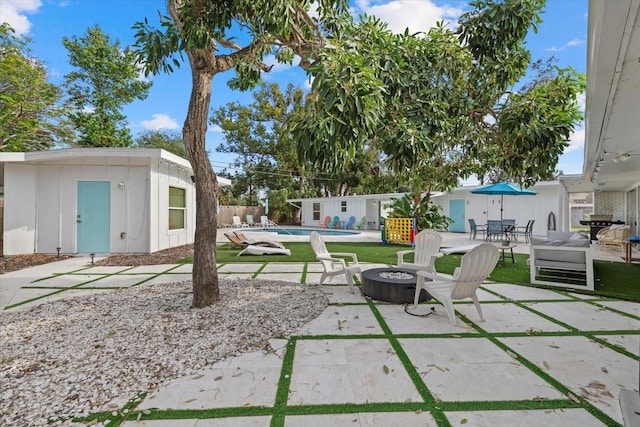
[0,148,230,255]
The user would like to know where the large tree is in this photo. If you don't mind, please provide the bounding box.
[0,24,71,151]
[133,0,348,307]
[63,25,152,147]
[211,82,395,221]
[292,0,584,205]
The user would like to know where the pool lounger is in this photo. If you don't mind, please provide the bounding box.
[237,245,291,256]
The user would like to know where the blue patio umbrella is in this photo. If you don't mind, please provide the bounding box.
[470,182,537,222]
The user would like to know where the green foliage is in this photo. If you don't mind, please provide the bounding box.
[387,194,452,231]
[63,25,152,147]
[134,130,186,158]
[291,0,583,198]
[0,24,71,151]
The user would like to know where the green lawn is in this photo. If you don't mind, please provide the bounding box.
[189,242,640,302]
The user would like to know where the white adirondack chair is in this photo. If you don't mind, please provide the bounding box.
[413,243,500,326]
[309,231,362,293]
[397,229,443,273]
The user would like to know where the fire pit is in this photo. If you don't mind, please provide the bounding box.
[361,268,431,304]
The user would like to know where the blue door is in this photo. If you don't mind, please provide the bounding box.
[77,181,110,253]
[449,199,466,233]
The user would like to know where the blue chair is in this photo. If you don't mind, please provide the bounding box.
[486,220,503,241]
[468,219,486,240]
[328,216,340,229]
[343,216,356,229]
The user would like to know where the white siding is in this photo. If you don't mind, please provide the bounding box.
[434,183,567,237]
[4,164,37,255]
[151,158,195,252]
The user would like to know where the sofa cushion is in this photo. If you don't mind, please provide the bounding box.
[546,231,588,240]
[530,237,590,264]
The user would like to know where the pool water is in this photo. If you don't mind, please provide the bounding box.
[244,227,359,236]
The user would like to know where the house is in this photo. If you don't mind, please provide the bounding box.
[433,181,567,235]
[0,148,231,255]
[562,0,640,237]
[288,181,566,236]
[288,193,413,230]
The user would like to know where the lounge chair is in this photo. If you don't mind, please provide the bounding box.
[413,243,500,326]
[343,216,356,229]
[260,215,277,227]
[309,231,362,293]
[355,216,367,230]
[319,215,332,228]
[397,229,443,273]
[232,215,249,228]
[327,216,340,229]
[237,245,291,256]
[224,232,285,249]
[245,214,256,227]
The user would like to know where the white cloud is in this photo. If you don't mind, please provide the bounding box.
[546,38,585,52]
[261,53,303,74]
[140,114,178,130]
[356,0,463,34]
[564,127,585,154]
[208,124,222,133]
[0,0,42,35]
[577,91,586,112]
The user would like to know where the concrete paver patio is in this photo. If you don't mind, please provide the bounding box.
[1,248,638,426]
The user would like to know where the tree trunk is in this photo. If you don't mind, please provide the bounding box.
[184,52,220,308]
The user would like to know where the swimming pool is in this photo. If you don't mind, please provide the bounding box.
[243,227,360,236]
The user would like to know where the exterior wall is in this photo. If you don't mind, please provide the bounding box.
[4,160,154,255]
[433,182,566,237]
[300,198,369,227]
[150,158,196,252]
[594,191,626,221]
[3,164,37,255]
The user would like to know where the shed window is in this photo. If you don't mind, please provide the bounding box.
[341,201,347,212]
[313,202,320,221]
[169,186,186,230]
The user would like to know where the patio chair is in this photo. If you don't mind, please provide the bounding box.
[486,220,503,241]
[245,214,256,226]
[397,229,443,273]
[327,216,340,229]
[597,225,631,251]
[309,231,362,293]
[355,216,367,230]
[260,215,277,227]
[413,243,500,326]
[502,219,516,241]
[513,219,535,243]
[319,215,332,228]
[343,216,356,229]
[232,215,249,228]
[225,232,285,249]
[468,219,486,240]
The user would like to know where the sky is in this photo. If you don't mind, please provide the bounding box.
[1,0,588,179]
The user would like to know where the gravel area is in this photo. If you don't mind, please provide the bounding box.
[0,278,328,425]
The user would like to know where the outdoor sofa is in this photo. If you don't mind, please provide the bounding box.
[528,231,594,291]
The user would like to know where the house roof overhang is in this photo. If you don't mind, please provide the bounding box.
[0,148,231,188]
[584,0,640,192]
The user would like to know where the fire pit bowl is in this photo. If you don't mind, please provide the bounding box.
[361,268,431,304]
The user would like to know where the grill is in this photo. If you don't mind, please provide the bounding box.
[579,215,625,240]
